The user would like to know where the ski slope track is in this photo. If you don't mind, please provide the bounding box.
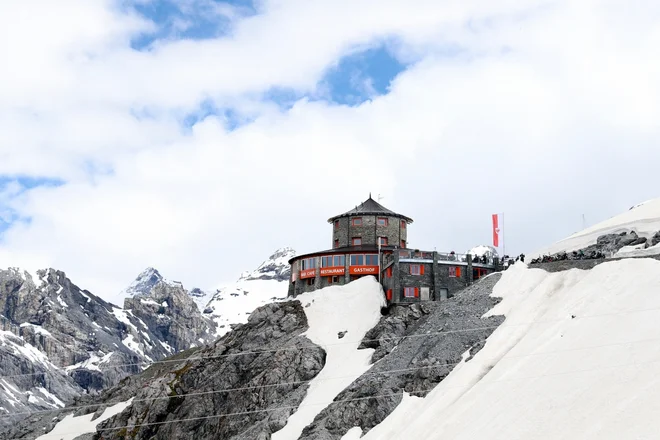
[349,259,660,439]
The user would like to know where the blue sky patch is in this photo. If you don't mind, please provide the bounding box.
[319,44,408,106]
[128,0,257,50]
[182,100,254,132]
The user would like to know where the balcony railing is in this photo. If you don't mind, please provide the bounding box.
[381,249,496,267]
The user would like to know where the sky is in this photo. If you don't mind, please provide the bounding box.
[1,0,660,303]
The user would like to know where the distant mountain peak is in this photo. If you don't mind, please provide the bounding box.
[238,247,295,282]
[122,267,171,297]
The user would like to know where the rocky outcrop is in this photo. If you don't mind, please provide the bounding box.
[298,274,504,440]
[0,267,216,422]
[651,231,660,247]
[2,300,325,440]
[123,281,216,352]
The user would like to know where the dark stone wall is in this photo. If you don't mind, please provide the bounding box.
[397,262,433,303]
[435,263,470,296]
[332,215,406,248]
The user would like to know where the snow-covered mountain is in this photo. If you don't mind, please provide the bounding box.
[202,247,293,337]
[0,267,215,423]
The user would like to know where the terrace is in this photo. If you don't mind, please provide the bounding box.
[382,249,498,269]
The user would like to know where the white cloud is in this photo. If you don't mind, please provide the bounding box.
[1,0,660,301]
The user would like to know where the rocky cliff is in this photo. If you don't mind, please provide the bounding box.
[3,300,325,440]
[0,266,215,424]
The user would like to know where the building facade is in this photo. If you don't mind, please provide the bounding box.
[288,196,499,303]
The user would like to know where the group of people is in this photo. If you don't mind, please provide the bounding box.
[471,254,491,264]
[502,254,525,268]
[530,249,605,264]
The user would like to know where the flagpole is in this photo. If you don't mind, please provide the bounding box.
[501,212,505,258]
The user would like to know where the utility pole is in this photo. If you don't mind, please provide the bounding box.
[378,241,382,283]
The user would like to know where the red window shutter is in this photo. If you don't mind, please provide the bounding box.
[420,265,425,275]
[414,288,419,298]
[387,289,392,301]
[386,267,392,278]
[456,267,461,277]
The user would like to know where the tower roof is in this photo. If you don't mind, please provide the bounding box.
[327,195,413,224]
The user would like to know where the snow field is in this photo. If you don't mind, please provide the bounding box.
[354,259,660,439]
[207,279,288,337]
[272,276,386,440]
[533,198,660,257]
[35,398,134,440]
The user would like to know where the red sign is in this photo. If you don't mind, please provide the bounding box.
[349,266,379,275]
[300,269,316,279]
[320,267,345,276]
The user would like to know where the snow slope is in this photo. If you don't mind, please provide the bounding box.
[272,276,385,440]
[355,259,660,439]
[35,398,134,440]
[534,198,660,257]
[203,248,294,337]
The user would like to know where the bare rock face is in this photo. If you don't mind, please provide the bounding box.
[123,281,217,353]
[0,268,216,423]
[6,301,325,440]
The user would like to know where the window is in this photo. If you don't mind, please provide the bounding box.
[401,220,406,229]
[301,258,316,270]
[404,287,417,298]
[379,237,388,246]
[322,255,344,267]
[350,254,365,266]
[306,278,315,286]
[332,276,340,283]
[334,239,340,248]
[401,240,406,248]
[365,254,379,266]
[449,266,461,278]
[352,237,362,246]
[410,264,423,275]
[377,217,388,226]
[333,255,345,267]
[352,218,362,226]
[334,220,340,230]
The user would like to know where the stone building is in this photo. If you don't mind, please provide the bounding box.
[288,196,499,302]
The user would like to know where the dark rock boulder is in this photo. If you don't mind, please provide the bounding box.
[651,231,660,247]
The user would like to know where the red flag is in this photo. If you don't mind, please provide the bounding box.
[492,214,500,247]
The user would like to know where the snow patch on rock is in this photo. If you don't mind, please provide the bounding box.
[272,276,385,440]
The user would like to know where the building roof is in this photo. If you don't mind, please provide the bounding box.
[327,195,413,224]
[289,244,396,264]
